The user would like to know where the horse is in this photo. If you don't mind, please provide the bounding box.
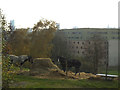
[8,55,33,70]
[57,56,81,76]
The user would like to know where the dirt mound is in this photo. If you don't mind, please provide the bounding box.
[29,58,60,75]
[29,58,97,79]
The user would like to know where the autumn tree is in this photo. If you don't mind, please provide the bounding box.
[30,19,57,58]
[8,28,30,55]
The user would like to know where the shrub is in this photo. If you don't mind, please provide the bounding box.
[2,55,16,88]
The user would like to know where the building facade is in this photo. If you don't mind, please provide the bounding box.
[57,28,119,66]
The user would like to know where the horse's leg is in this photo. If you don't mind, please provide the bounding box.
[75,70,78,76]
[75,67,79,76]
[62,66,66,72]
[75,72,77,76]
[19,62,24,71]
[78,67,80,76]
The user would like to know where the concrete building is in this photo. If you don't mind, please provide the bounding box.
[57,28,119,66]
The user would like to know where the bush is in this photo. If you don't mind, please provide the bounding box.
[2,55,16,88]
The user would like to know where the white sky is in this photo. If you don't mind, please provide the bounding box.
[0,0,119,29]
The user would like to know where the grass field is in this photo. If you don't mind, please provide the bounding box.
[9,75,118,88]
[100,69,118,75]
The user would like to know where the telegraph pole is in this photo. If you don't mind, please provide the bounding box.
[105,41,109,80]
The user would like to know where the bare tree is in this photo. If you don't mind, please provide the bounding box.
[84,34,108,74]
[51,31,71,76]
[51,31,71,61]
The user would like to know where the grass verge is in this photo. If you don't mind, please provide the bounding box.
[9,75,118,88]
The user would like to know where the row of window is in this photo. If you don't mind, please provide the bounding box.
[72,50,108,55]
[72,51,85,54]
[72,46,83,49]
[112,37,120,39]
[73,41,85,44]
[72,41,108,45]
[68,37,82,39]
[71,45,107,49]
[88,32,108,34]
[64,31,119,35]
[111,32,120,34]
[66,36,119,40]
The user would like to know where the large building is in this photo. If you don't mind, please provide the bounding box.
[57,28,119,66]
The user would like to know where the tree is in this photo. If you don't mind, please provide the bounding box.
[1,9,15,88]
[51,31,72,76]
[7,18,57,58]
[8,28,30,55]
[84,34,108,74]
[51,31,71,63]
[30,19,57,58]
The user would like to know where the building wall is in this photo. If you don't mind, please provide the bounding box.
[109,40,118,66]
[57,28,119,66]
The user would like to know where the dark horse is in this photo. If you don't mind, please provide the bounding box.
[57,56,81,75]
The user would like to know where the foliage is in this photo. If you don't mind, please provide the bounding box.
[7,19,57,58]
[8,28,30,55]
[2,55,15,88]
[1,10,16,88]
[31,19,57,58]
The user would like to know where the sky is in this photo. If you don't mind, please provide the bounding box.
[0,0,119,29]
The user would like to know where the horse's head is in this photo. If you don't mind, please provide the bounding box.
[57,56,65,62]
[57,56,60,62]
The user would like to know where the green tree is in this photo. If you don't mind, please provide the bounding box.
[1,9,15,88]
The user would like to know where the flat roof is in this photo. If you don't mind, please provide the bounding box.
[59,28,119,31]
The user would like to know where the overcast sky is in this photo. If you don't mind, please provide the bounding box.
[0,0,119,29]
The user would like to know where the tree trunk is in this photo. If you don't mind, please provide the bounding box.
[65,60,68,79]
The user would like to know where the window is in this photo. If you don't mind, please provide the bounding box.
[82,42,84,45]
[104,41,108,44]
[81,46,82,49]
[78,51,79,54]
[104,32,107,34]
[78,42,79,44]
[72,32,76,34]
[88,42,90,44]
[112,37,115,39]
[76,37,79,39]
[82,52,84,54]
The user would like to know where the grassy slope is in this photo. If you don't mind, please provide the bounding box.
[10,75,118,88]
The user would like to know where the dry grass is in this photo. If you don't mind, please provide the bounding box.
[16,58,97,80]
